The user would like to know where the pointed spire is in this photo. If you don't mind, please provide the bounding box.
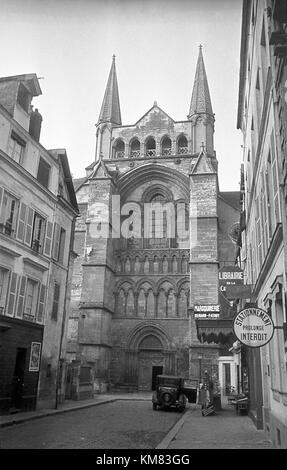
[188,46,213,119]
[98,55,122,125]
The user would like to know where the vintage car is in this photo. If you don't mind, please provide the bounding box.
[152,375,197,412]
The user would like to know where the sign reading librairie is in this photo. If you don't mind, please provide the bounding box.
[219,265,244,300]
[194,304,220,319]
[233,307,274,348]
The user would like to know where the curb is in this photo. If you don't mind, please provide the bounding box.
[0,396,151,428]
[155,409,192,449]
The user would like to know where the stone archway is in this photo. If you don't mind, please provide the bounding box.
[125,322,175,391]
[138,335,164,391]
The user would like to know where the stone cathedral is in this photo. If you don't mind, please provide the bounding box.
[66,49,240,397]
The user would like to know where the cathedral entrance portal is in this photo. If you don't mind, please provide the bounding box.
[138,335,164,391]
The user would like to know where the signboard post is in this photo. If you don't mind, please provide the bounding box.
[233,307,274,348]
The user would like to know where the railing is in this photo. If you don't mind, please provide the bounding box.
[146,149,156,157]
[162,148,172,156]
[0,221,13,236]
[115,151,125,159]
[130,150,140,158]
[178,146,188,155]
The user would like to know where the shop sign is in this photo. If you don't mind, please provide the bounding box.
[219,265,244,299]
[194,304,220,319]
[233,307,274,348]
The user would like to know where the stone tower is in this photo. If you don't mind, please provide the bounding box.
[67,49,240,396]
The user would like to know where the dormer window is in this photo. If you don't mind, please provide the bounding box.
[177,135,188,155]
[7,132,25,164]
[145,137,156,157]
[37,157,50,189]
[161,136,172,156]
[17,83,30,113]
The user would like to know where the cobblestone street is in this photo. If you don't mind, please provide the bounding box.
[0,400,182,449]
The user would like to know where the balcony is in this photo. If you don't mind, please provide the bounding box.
[115,151,125,159]
[178,146,188,155]
[0,221,13,236]
[130,150,140,158]
[162,148,172,156]
[146,149,156,158]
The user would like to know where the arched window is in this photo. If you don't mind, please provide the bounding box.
[153,255,159,274]
[117,289,126,316]
[163,256,168,273]
[177,135,188,155]
[125,257,131,273]
[146,290,155,317]
[134,256,141,273]
[144,256,150,274]
[172,255,177,273]
[178,290,188,317]
[145,137,156,157]
[138,289,146,317]
[126,289,135,316]
[181,256,188,273]
[113,139,125,159]
[161,136,172,156]
[157,290,167,317]
[167,290,176,317]
[130,138,140,158]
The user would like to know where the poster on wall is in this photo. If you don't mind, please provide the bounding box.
[29,342,42,372]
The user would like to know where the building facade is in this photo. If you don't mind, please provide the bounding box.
[0,74,78,413]
[66,50,240,399]
[237,0,287,446]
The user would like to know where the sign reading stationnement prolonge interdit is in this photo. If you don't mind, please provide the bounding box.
[233,307,275,348]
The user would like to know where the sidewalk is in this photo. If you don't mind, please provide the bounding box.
[0,392,151,428]
[157,402,274,449]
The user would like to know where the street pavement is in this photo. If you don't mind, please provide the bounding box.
[0,393,274,449]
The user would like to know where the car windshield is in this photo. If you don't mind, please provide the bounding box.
[158,377,180,387]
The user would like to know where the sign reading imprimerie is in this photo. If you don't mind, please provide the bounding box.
[233,307,274,348]
[194,304,220,319]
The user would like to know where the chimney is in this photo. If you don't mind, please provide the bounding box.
[29,108,42,142]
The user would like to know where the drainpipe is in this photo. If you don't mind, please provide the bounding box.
[55,216,76,409]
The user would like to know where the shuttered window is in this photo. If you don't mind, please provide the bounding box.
[16,202,27,242]
[52,223,61,260]
[15,276,27,319]
[6,273,18,317]
[51,283,60,321]
[43,221,53,257]
[37,284,46,324]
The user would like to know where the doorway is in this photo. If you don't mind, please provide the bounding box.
[11,348,27,409]
[152,366,163,390]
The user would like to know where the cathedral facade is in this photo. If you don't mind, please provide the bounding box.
[66,49,240,396]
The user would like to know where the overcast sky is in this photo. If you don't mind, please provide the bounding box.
[1,0,243,191]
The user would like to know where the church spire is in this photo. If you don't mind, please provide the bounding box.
[188,46,213,119]
[98,55,122,125]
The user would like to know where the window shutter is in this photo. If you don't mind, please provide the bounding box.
[24,207,34,246]
[16,202,27,241]
[43,221,53,257]
[37,284,46,324]
[51,283,60,320]
[0,187,3,214]
[52,223,61,260]
[6,273,18,317]
[15,276,27,319]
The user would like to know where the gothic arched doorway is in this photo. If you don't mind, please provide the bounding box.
[138,335,164,391]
